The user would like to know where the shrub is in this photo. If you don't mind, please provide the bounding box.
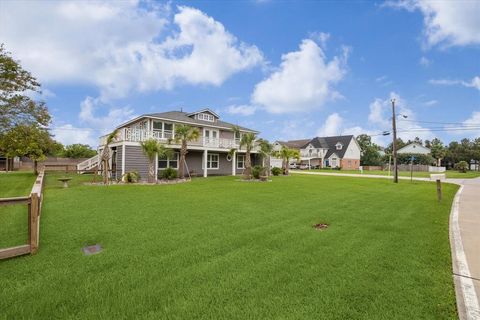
[123,171,139,183]
[455,161,469,173]
[159,167,177,180]
[271,167,282,176]
[252,165,267,179]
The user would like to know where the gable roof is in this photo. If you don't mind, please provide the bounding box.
[397,142,431,155]
[186,108,220,119]
[279,135,355,158]
[116,110,258,133]
[276,139,311,149]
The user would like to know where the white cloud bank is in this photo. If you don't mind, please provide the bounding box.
[315,92,435,146]
[0,2,263,100]
[386,0,480,48]
[252,39,348,114]
[429,76,480,91]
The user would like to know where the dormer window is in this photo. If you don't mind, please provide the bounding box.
[197,113,215,122]
[336,143,343,150]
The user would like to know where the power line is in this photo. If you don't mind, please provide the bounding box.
[398,119,480,126]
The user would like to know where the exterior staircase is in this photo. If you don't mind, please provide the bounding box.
[77,155,99,173]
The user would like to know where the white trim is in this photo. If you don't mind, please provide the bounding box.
[450,185,480,319]
[203,150,208,177]
[237,154,246,170]
[157,152,179,170]
[232,151,236,176]
[202,153,220,170]
[186,108,220,119]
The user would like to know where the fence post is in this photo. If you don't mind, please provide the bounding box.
[436,179,442,202]
[30,193,39,254]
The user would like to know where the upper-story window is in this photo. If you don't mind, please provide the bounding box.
[153,121,174,139]
[336,143,343,150]
[197,113,215,122]
[235,131,242,141]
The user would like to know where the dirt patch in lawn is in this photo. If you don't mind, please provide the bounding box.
[313,223,329,231]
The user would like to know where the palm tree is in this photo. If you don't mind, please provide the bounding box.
[140,139,173,183]
[100,129,118,184]
[258,139,273,178]
[239,132,257,180]
[275,146,300,175]
[173,125,200,179]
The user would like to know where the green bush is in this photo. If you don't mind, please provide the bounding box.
[122,171,139,183]
[271,167,282,176]
[455,161,469,173]
[252,165,266,179]
[159,167,177,180]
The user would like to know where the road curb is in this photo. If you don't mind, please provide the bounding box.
[449,185,480,320]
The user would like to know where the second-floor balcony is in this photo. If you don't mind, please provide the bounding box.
[300,150,324,158]
[100,128,245,150]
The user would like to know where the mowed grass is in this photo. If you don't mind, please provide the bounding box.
[0,172,36,247]
[0,173,459,319]
[303,168,480,179]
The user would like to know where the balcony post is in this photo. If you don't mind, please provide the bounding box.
[203,149,208,178]
[232,151,236,176]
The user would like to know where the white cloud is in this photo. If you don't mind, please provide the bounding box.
[226,105,257,116]
[462,110,480,138]
[429,76,480,91]
[385,0,480,48]
[51,124,98,147]
[317,113,343,137]
[309,31,331,48]
[0,3,263,100]
[419,56,431,67]
[79,96,136,129]
[423,99,438,107]
[252,39,348,114]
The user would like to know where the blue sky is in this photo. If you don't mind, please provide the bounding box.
[1,0,479,147]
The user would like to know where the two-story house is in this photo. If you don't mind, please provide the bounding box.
[78,108,260,180]
[273,135,361,170]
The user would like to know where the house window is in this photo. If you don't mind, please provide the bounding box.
[235,131,242,141]
[153,121,174,139]
[336,143,343,150]
[237,154,245,169]
[332,157,337,167]
[206,154,219,169]
[158,152,179,169]
[197,113,215,122]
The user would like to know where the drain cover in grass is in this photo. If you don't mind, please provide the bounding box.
[82,244,102,256]
[313,223,329,231]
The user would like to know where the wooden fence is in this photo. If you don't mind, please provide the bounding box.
[0,171,45,260]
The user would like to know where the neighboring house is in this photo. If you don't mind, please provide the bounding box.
[273,135,361,169]
[78,108,260,180]
[397,142,431,155]
[0,156,20,171]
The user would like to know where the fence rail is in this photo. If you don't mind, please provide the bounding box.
[0,170,45,260]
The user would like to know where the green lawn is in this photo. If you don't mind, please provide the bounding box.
[0,173,459,319]
[302,168,480,179]
[0,172,36,248]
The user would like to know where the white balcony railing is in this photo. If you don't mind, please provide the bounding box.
[101,128,248,150]
[300,151,324,158]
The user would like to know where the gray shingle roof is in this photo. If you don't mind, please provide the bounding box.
[280,135,355,158]
[124,110,258,133]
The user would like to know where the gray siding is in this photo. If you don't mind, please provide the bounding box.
[116,146,123,179]
[186,151,233,176]
[124,145,149,181]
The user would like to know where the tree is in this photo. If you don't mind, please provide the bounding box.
[257,138,273,178]
[140,139,173,183]
[356,134,383,166]
[173,125,200,179]
[49,141,65,157]
[0,44,50,133]
[0,124,55,174]
[62,144,96,159]
[274,146,300,176]
[100,130,118,185]
[430,138,446,167]
[238,132,257,180]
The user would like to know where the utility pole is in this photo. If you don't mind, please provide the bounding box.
[391,99,398,183]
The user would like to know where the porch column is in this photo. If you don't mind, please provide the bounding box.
[203,149,208,177]
[232,151,236,176]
